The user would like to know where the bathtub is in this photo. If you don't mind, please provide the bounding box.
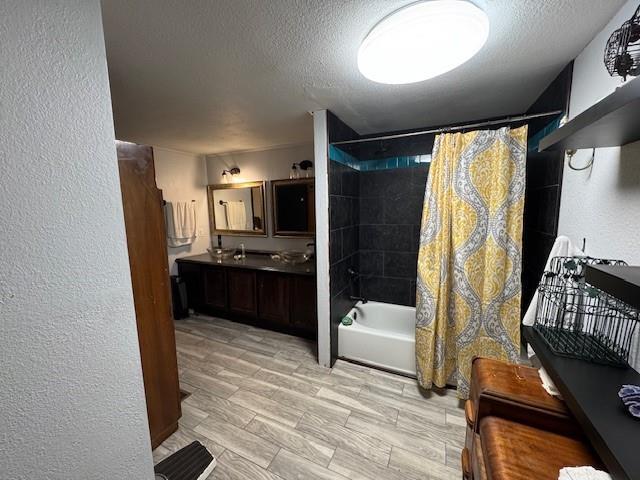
[338,301,416,377]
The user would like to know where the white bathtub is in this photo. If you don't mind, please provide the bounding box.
[338,301,416,377]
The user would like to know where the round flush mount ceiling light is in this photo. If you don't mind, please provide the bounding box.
[358,0,489,84]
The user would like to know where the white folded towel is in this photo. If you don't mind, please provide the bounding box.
[225,200,247,230]
[538,366,562,398]
[165,201,197,247]
[558,466,611,480]
[523,235,584,327]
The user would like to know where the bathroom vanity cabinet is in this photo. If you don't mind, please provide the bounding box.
[176,253,317,337]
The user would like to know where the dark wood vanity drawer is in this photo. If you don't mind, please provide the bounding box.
[203,266,227,310]
[258,271,290,325]
[290,275,316,333]
[228,269,257,316]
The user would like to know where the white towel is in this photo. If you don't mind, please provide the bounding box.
[558,466,611,480]
[165,201,197,247]
[523,235,584,327]
[225,201,247,230]
[538,366,562,398]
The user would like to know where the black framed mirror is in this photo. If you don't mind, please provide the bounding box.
[271,178,315,238]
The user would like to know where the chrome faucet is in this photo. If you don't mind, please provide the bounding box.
[347,268,366,303]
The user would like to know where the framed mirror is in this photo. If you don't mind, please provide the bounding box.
[272,178,315,238]
[207,181,267,236]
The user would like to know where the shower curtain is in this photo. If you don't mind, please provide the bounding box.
[415,126,527,398]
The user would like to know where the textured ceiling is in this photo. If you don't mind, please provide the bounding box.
[101,0,625,154]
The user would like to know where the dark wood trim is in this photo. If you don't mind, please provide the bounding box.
[116,141,181,450]
[151,421,178,450]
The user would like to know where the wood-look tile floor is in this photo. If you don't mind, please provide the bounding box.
[154,315,465,480]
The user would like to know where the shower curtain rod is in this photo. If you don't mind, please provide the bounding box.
[330,110,564,146]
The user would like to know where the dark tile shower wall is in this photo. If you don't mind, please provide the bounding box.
[521,63,572,315]
[327,111,361,365]
[329,160,360,361]
[522,151,565,313]
[359,166,429,306]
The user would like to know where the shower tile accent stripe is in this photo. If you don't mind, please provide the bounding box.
[358,154,431,171]
[329,145,360,170]
[527,115,562,152]
[329,145,431,171]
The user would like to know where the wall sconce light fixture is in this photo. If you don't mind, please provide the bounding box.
[290,160,313,179]
[222,167,241,181]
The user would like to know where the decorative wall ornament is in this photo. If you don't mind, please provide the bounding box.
[604,4,640,80]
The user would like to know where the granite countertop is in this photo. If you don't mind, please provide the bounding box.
[176,252,315,276]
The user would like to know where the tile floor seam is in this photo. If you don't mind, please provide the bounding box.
[265,446,282,472]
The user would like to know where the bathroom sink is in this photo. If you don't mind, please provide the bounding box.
[275,250,311,265]
[207,247,236,259]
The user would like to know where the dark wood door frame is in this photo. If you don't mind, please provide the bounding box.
[117,141,181,449]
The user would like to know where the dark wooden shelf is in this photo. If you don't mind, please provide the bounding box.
[539,77,640,152]
[585,265,640,310]
[524,326,640,480]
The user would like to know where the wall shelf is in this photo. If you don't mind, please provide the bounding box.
[539,77,640,151]
[585,265,640,310]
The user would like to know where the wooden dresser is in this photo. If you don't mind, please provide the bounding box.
[117,141,181,449]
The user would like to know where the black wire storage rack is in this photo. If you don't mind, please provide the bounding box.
[533,256,639,366]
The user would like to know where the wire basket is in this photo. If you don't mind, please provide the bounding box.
[533,256,639,366]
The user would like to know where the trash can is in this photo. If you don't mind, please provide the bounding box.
[170,275,189,320]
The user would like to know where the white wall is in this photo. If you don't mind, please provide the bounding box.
[0,2,154,479]
[559,0,640,265]
[206,143,314,251]
[313,111,331,367]
[154,147,210,274]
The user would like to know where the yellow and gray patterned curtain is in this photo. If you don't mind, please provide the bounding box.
[416,126,528,398]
